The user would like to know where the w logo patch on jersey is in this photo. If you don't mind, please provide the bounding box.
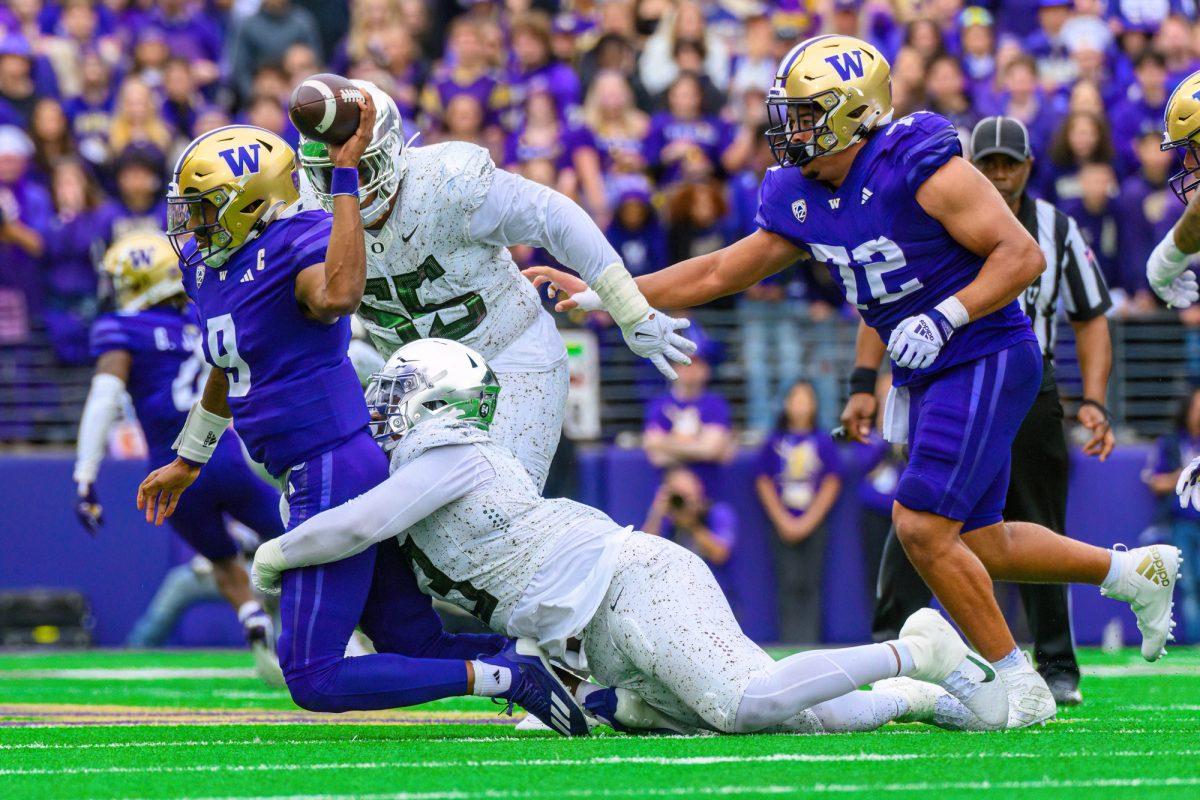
[825,51,865,81]
[218,144,263,177]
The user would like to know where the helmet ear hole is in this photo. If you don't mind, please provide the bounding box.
[241,199,264,214]
[847,105,868,119]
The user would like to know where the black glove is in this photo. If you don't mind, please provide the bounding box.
[75,483,104,535]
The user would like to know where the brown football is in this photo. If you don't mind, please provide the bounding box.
[288,73,364,145]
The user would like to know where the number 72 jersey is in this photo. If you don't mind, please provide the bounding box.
[755,111,1034,386]
[350,141,544,361]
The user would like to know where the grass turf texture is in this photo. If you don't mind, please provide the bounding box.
[0,648,1197,799]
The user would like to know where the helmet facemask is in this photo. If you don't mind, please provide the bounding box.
[765,87,876,168]
[299,128,403,227]
[166,187,238,270]
[1164,136,1200,205]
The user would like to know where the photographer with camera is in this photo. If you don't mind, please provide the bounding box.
[643,465,737,591]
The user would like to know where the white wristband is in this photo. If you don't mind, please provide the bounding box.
[172,403,232,464]
[592,262,651,329]
[934,295,969,330]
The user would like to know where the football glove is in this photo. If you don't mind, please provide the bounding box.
[251,539,285,597]
[622,310,697,381]
[1176,455,1200,512]
[74,483,103,535]
[887,310,956,371]
[1152,271,1199,309]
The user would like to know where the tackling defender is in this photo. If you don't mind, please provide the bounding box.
[1147,70,1200,512]
[531,35,1181,729]
[74,232,285,684]
[297,79,692,489]
[133,116,589,735]
[252,338,992,736]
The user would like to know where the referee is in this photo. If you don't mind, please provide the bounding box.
[866,117,1116,706]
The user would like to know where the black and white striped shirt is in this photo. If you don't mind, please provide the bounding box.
[1015,193,1112,357]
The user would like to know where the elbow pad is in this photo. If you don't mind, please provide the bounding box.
[172,403,232,465]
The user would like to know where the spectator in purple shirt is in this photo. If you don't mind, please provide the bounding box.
[926,53,979,143]
[754,380,844,644]
[958,6,998,97]
[1118,124,1183,310]
[29,97,74,185]
[981,54,1058,157]
[643,465,738,601]
[43,158,108,364]
[160,58,203,142]
[0,34,40,128]
[508,11,582,124]
[420,16,508,135]
[103,145,167,242]
[643,346,735,497]
[581,69,649,179]
[63,50,116,167]
[0,126,50,327]
[147,0,223,89]
[1059,161,1134,300]
[605,181,666,279]
[1039,110,1115,203]
[1111,51,1171,176]
[643,72,732,186]
[1024,0,1075,91]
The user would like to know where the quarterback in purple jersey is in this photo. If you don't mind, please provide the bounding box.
[134,109,588,735]
[74,232,285,684]
[531,35,1181,730]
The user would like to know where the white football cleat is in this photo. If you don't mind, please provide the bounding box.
[997,656,1056,729]
[897,608,967,682]
[1101,545,1181,661]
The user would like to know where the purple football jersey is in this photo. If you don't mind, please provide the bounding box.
[90,306,204,465]
[182,210,368,476]
[755,111,1035,386]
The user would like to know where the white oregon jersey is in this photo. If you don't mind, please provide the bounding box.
[388,418,611,634]
[351,141,545,360]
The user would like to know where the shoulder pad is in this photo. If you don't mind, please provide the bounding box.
[874,112,963,193]
[434,141,497,213]
[390,416,490,471]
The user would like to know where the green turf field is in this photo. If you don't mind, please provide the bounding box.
[0,648,1197,799]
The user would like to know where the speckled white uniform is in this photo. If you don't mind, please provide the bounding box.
[388,419,609,635]
[302,141,567,489]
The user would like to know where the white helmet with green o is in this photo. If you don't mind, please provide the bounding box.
[365,338,500,445]
[298,79,408,226]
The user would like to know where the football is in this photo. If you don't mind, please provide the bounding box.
[288,73,364,145]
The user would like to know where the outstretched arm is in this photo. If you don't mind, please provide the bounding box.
[136,368,231,525]
[252,445,484,595]
[72,350,132,534]
[295,93,376,323]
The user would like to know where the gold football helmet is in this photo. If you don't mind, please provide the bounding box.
[765,34,893,167]
[1162,69,1200,204]
[103,232,184,312]
[166,125,299,269]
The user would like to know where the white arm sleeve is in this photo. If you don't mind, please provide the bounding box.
[73,373,126,487]
[468,168,621,285]
[1147,224,1189,288]
[274,444,491,569]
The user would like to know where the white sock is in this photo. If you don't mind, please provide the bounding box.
[735,644,904,732]
[237,600,265,625]
[991,647,1025,673]
[573,682,605,705]
[471,661,512,697]
[889,640,916,675]
[809,690,906,733]
[1100,550,1125,593]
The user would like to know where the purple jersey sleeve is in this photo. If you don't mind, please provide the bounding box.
[754,435,780,479]
[886,113,963,194]
[1150,436,1176,476]
[287,213,333,275]
[754,167,793,241]
[89,315,133,357]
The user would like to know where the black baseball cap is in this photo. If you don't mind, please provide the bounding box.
[970,116,1032,163]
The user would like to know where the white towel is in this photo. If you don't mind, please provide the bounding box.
[883,385,910,445]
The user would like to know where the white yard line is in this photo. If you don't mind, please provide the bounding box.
[125,777,1200,800]
[0,668,257,680]
[5,750,1200,776]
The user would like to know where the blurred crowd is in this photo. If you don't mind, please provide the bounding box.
[1,0,1199,401]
